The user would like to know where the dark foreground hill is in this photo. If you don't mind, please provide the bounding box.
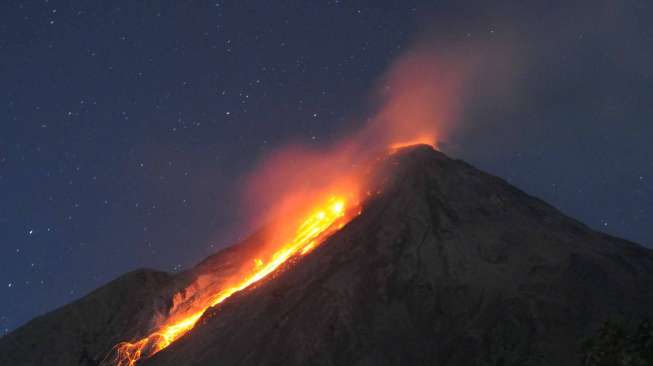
[2,145,653,366]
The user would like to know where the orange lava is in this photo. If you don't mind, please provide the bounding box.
[389,135,437,151]
[106,196,355,366]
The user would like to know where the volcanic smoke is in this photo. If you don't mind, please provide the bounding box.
[104,42,473,366]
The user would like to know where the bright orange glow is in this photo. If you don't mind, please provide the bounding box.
[103,30,483,366]
[389,135,437,150]
[106,196,356,366]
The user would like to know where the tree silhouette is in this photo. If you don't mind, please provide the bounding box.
[581,319,653,366]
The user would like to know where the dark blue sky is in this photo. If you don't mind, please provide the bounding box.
[1,1,651,334]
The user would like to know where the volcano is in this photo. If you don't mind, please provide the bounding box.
[2,145,652,366]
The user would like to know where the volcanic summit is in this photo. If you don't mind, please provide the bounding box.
[2,145,652,366]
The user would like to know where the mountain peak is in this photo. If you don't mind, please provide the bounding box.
[2,148,652,366]
[142,147,653,366]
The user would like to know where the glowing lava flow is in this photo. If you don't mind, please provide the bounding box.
[107,197,353,366]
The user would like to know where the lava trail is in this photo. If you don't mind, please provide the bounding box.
[104,196,356,366]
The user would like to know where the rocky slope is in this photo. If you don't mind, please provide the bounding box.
[0,228,271,365]
[0,269,174,365]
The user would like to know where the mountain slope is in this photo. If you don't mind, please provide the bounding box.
[0,269,174,366]
[0,229,272,366]
[143,145,653,366]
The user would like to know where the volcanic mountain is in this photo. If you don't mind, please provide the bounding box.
[2,145,652,366]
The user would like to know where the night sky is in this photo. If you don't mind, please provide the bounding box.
[2,1,652,334]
